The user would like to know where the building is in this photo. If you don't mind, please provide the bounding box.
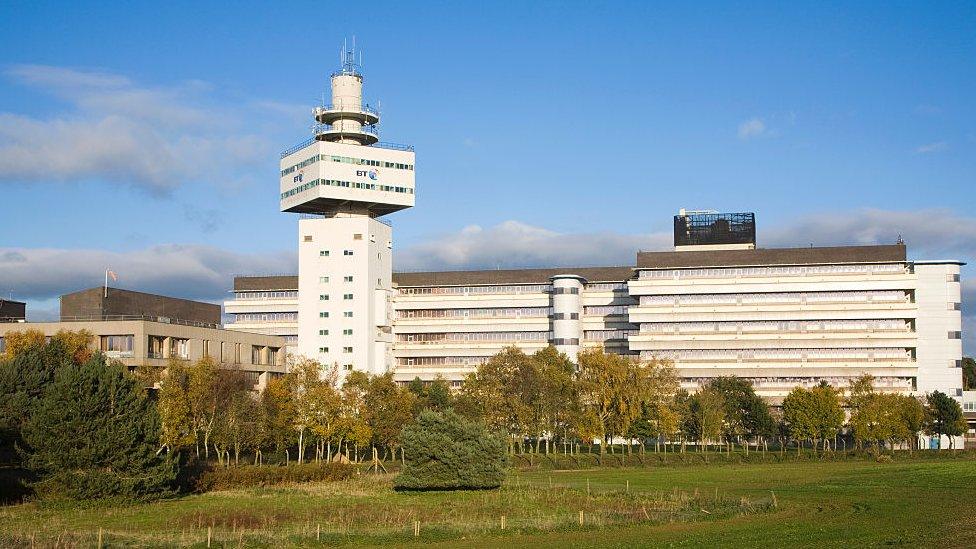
[61,287,221,326]
[222,48,964,403]
[275,45,415,378]
[1,288,287,389]
[0,298,26,322]
[227,210,965,400]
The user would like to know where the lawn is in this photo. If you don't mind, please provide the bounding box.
[1,454,974,547]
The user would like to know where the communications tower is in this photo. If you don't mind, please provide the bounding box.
[279,43,415,377]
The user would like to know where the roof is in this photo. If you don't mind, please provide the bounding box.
[60,287,221,326]
[234,276,299,291]
[391,266,635,287]
[636,244,907,269]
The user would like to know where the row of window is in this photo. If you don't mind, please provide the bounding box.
[318,346,355,353]
[584,305,630,315]
[281,153,414,177]
[280,178,415,200]
[233,290,297,300]
[318,329,355,335]
[319,311,355,318]
[639,319,912,334]
[680,376,913,389]
[397,284,551,296]
[640,347,913,361]
[397,331,552,343]
[397,356,490,367]
[397,307,552,319]
[637,263,908,280]
[584,330,636,341]
[639,290,910,306]
[234,312,298,322]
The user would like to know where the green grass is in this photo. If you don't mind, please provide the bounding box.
[2,454,974,547]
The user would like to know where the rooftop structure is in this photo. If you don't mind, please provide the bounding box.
[60,287,221,328]
[0,298,26,323]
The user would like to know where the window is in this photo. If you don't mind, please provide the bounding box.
[320,312,330,318]
[343,364,353,371]
[353,233,363,240]
[343,293,353,300]
[343,329,353,335]
[202,339,211,357]
[343,311,353,318]
[319,347,329,353]
[949,303,961,310]
[170,338,189,360]
[251,345,265,365]
[949,331,962,339]
[319,329,329,336]
[100,335,134,358]
[235,343,242,364]
[319,276,330,283]
[344,249,354,256]
[320,294,329,300]
[320,250,330,257]
[344,276,354,282]
[949,274,961,282]
[148,336,165,359]
[303,235,313,242]
[343,346,353,353]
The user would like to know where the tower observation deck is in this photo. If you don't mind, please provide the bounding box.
[279,43,415,217]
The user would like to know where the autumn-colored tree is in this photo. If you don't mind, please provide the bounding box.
[364,373,416,459]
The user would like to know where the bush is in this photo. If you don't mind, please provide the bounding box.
[196,462,354,491]
[21,356,177,501]
[394,409,507,491]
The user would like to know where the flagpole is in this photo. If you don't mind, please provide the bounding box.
[104,269,108,298]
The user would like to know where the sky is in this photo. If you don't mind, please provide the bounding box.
[0,1,974,351]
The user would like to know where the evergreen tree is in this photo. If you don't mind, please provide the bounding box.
[22,355,176,500]
[925,390,966,449]
[394,409,507,491]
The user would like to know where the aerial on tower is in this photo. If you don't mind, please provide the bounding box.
[313,40,380,146]
[278,41,415,217]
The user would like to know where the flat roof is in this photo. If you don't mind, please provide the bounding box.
[234,276,299,291]
[392,266,635,287]
[636,244,907,269]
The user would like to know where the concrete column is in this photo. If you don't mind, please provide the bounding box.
[550,275,585,360]
[162,336,172,359]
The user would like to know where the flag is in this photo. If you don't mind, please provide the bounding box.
[107,270,118,282]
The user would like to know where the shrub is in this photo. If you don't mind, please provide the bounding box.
[394,409,507,491]
[195,462,354,491]
[21,356,177,501]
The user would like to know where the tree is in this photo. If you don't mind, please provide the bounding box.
[533,347,578,452]
[575,348,632,453]
[962,357,976,391]
[454,347,533,450]
[364,373,416,459]
[783,384,843,453]
[22,355,177,500]
[394,409,507,491]
[0,330,95,462]
[285,358,335,463]
[925,391,966,449]
[156,359,196,452]
[709,376,774,449]
[685,386,725,453]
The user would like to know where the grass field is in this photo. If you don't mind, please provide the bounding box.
[1,454,974,547]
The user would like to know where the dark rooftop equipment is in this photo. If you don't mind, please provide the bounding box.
[674,211,756,247]
[60,287,221,328]
[0,299,26,322]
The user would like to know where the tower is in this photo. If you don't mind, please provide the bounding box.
[280,43,415,377]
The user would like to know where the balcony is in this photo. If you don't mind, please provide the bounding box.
[313,123,379,145]
[313,104,380,125]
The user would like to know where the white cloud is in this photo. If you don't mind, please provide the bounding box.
[0,244,296,303]
[737,117,767,140]
[0,65,274,194]
[395,220,670,271]
[915,141,948,154]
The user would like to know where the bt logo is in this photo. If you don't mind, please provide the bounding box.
[293,173,303,183]
[356,169,379,180]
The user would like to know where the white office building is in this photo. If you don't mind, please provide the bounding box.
[224,53,965,401]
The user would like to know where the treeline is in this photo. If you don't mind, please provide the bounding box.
[0,329,970,501]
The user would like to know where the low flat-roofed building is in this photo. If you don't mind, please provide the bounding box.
[0,319,287,390]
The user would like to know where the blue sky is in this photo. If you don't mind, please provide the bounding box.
[0,1,974,350]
